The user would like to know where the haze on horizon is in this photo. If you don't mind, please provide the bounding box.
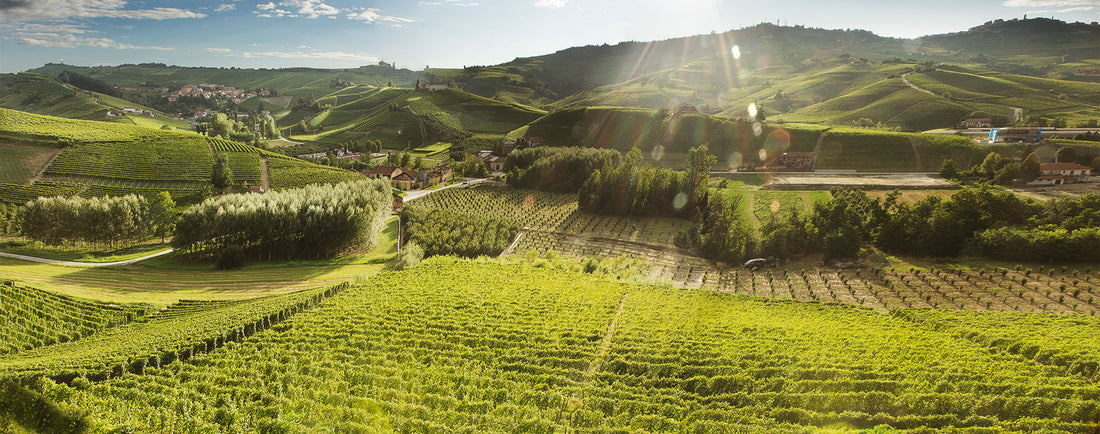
[1,0,1098,73]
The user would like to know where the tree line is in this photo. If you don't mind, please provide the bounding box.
[172,180,392,262]
[759,188,1100,263]
[17,193,177,248]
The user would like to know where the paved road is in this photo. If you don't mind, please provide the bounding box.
[0,248,175,267]
[403,178,490,202]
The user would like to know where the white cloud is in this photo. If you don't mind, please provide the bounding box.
[1002,0,1100,7]
[534,0,567,8]
[205,47,234,54]
[241,50,378,62]
[347,8,413,24]
[253,0,338,18]
[214,4,237,13]
[0,0,206,21]
[1058,5,1095,11]
[17,34,172,50]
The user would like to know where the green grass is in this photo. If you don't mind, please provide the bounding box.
[408,141,451,158]
[0,144,56,184]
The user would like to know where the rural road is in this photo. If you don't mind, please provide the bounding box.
[0,248,175,267]
[901,73,938,97]
[403,178,489,202]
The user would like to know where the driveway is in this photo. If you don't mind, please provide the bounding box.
[0,248,175,267]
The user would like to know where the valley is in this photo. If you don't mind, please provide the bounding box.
[0,12,1098,433]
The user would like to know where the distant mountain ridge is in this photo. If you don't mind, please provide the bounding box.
[13,17,1099,132]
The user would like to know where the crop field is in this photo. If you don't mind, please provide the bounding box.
[266,156,363,190]
[415,187,691,246]
[219,152,262,185]
[817,128,917,171]
[8,259,1098,432]
[44,137,214,182]
[703,264,1100,316]
[407,141,451,158]
[0,281,142,355]
[0,181,84,205]
[0,143,58,184]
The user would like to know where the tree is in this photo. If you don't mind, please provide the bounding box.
[413,157,423,171]
[1020,153,1041,182]
[1091,156,1100,171]
[939,159,958,179]
[994,162,1021,186]
[212,154,234,192]
[980,152,1005,177]
[148,192,178,242]
[1055,147,1077,163]
[400,152,411,168]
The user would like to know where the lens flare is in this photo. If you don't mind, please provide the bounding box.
[752,121,763,137]
[747,103,757,119]
[731,45,741,60]
[672,192,688,210]
[729,151,743,170]
[758,148,767,161]
[651,144,665,161]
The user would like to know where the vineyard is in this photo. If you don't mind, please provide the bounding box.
[78,184,209,207]
[265,156,363,190]
[43,136,214,182]
[0,108,161,144]
[0,281,144,355]
[0,283,347,381]
[0,181,84,205]
[702,264,1100,315]
[10,259,1097,432]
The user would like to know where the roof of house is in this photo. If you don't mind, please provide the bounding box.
[363,165,398,176]
[392,168,418,181]
[1041,163,1092,171]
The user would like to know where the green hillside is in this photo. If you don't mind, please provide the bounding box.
[434,19,1098,132]
[274,86,544,151]
[6,258,1098,431]
[0,108,364,205]
[0,73,191,131]
[508,106,986,170]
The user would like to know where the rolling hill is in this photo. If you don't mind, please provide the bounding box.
[0,108,362,206]
[0,73,191,131]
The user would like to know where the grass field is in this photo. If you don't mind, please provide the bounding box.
[0,144,57,184]
[0,219,399,306]
[6,258,1096,432]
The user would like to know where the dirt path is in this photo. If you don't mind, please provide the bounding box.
[811,128,830,170]
[745,191,761,229]
[0,248,174,267]
[404,105,428,149]
[558,292,629,425]
[901,73,938,97]
[28,148,62,183]
[259,156,270,192]
[800,191,813,212]
[908,137,924,170]
[498,230,524,258]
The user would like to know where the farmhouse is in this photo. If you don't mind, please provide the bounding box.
[1028,163,1092,185]
[960,118,992,128]
[485,155,506,172]
[391,168,420,190]
[525,137,544,147]
[418,164,453,187]
[361,165,401,180]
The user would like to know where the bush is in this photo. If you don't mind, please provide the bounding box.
[217,244,245,270]
[394,242,424,270]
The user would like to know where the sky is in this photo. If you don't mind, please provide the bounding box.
[1,0,1098,73]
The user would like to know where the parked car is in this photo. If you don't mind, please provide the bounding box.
[743,258,768,270]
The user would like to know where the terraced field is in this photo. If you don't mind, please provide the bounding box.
[6,259,1096,432]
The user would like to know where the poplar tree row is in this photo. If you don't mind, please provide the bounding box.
[18,193,177,247]
[172,180,392,260]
